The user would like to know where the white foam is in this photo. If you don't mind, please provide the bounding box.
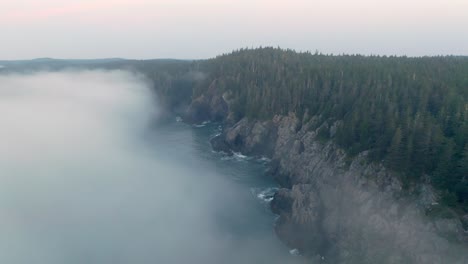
[218,151,252,162]
[175,116,183,122]
[193,121,212,128]
[259,194,274,203]
[233,152,249,159]
[289,249,301,256]
[251,187,278,203]
[220,154,235,160]
[257,156,271,163]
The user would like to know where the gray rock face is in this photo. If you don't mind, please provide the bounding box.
[184,80,228,124]
[215,112,468,264]
[211,118,277,156]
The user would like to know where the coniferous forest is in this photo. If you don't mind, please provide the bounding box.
[3,48,466,211]
[149,48,467,211]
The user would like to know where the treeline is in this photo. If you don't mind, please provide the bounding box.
[189,48,468,210]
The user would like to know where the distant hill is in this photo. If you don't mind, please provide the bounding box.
[0,58,125,70]
[0,57,125,63]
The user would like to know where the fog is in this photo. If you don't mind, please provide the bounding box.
[0,70,297,264]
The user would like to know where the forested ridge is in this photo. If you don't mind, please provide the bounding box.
[3,48,466,211]
[188,48,467,211]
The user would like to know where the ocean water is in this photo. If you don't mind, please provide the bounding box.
[0,70,302,264]
[143,121,302,263]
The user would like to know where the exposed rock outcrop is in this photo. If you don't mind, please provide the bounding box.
[211,113,468,264]
[184,80,228,124]
[183,87,467,263]
[211,118,277,156]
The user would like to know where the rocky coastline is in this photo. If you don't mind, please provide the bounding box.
[182,86,468,264]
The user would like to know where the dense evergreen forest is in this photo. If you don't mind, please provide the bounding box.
[186,48,467,211]
[2,49,466,211]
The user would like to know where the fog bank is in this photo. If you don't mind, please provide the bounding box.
[0,70,297,264]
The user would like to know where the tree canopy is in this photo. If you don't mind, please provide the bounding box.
[190,48,468,210]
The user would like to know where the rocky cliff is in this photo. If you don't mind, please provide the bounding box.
[183,79,229,124]
[184,86,468,264]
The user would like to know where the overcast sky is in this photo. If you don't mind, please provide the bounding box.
[1,0,467,59]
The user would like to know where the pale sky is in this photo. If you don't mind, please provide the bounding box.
[1,0,467,59]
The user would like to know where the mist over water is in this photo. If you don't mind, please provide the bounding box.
[0,70,299,264]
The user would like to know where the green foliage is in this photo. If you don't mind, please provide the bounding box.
[120,48,467,211]
[191,48,468,210]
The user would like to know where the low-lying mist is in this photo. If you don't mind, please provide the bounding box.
[0,70,297,264]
